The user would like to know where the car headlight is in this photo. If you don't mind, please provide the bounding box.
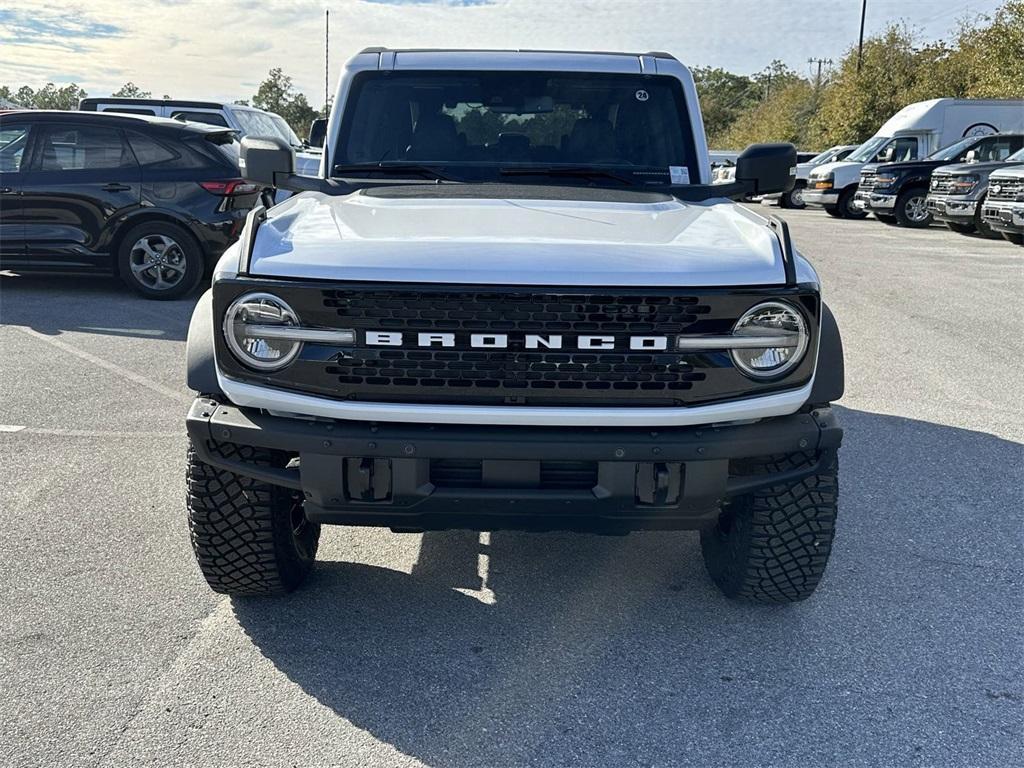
[223,292,303,371]
[811,173,833,190]
[729,301,809,379]
[873,174,898,187]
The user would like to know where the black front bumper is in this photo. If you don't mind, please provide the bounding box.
[187,398,842,532]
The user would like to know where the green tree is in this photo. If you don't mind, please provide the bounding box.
[692,66,759,147]
[809,24,925,146]
[112,82,151,99]
[252,68,319,137]
[29,82,88,110]
[722,79,819,149]
[954,0,1024,98]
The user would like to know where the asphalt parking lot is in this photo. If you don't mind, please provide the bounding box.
[1,208,1022,767]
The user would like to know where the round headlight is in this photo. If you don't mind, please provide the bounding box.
[223,292,301,371]
[730,301,809,379]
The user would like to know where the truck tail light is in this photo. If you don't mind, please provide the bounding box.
[199,179,261,196]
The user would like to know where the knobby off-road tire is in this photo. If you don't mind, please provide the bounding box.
[700,451,838,603]
[187,440,320,595]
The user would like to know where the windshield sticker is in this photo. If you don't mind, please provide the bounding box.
[670,165,689,185]
[635,89,649,102]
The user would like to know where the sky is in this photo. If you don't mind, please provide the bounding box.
[0,0,1004,105]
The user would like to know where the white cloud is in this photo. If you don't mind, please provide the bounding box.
[0,0,1000,104]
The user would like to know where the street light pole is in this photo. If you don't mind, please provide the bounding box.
[325,9,330,111]
[857,0,867,73]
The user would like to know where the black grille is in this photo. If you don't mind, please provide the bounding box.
[431,459,599,489]
[858,170,878,194]
[326,349,706,394]
[323,290,711,333]
[988,177,1024,202]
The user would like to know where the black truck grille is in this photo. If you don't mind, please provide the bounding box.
[323,290,712,333]
[858,170,878,194]
[214,282,819,408]
[988,178,1024,202]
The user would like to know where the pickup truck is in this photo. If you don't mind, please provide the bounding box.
[184,48,845,604]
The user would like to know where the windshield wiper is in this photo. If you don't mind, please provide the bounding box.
[332,162,453,181]
[499,166,636,186]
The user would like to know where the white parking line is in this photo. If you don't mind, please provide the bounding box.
[0,424,26,432]
[13,326,191,405]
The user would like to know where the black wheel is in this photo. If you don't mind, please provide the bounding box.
[700,451,838,603]
[837,188,867,219]
[945,221,976,234]
[780,183,807,210]
[1002,231,1024,246]
[118,221,205,299]
[187,440,320,595]
[823,205,844,218]
[875,214,898,225]
[894,188,932,228]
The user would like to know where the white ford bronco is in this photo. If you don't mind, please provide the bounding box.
[185,49,844,603]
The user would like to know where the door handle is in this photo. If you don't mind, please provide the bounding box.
[102,183,133,192]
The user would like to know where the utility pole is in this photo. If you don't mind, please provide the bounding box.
[325,8,330,112]
[808,57,833,89]
[764,70,772,100]
[857,0,867,73]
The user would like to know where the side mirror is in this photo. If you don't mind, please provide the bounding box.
[307,118,327,149]
[240,135,295,188]
[734,143,796,195]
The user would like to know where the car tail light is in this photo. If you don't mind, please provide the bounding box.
[198,179,260,196]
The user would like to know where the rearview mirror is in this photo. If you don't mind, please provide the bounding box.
[734,143,796,195]
[307,118,327,149]
[240,135,295,187]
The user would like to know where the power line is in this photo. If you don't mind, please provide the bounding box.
[808,57,833,88]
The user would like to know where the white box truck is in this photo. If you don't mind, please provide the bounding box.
[804,99,1024,218]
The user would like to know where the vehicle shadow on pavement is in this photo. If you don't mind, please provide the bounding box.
[231,406,1023,767]
[0,274,199,341]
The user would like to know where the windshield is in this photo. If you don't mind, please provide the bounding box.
[1007,147,1024,162]
[846,135,890,163]
[927,136,977,161]
[334,71,698,186]
[269,113,302,147]
[234,109,299,146]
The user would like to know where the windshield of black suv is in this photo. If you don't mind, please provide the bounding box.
[928,134,1024,162]
[333,70,699,186]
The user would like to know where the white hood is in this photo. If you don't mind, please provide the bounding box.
[247,189,794,287]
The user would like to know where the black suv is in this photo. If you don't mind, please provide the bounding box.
[854,133,1024,227]
[0,111,261,298]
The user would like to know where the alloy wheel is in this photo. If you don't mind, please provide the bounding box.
[128,234,187,291]
[904,195,929,223]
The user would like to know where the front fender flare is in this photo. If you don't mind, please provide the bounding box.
[810,302,844,405]
[186,289,222,395]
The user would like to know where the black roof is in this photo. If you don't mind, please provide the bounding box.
[0,109,235,135]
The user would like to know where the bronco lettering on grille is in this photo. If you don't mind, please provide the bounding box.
[364,331,670,351]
